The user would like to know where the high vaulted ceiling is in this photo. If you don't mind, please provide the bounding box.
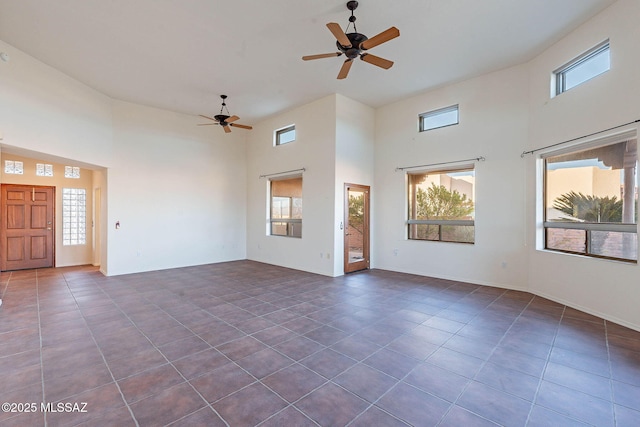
[0,0,617,123]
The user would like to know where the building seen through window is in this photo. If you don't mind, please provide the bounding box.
[544,138,637,261]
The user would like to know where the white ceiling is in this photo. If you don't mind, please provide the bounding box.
[0,0,617,124]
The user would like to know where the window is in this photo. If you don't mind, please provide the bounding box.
[4,160,23,174]
[555,40,610,95]
[62,188,87,245]
[275,125,296,146]
[36,163,54,177]
[419,105,459,132]
[544,137,637,262]
[64,166,80,178]
[270,176,302,237]
[407,167,475,243]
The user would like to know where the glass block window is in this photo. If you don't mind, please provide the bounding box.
[36,163,54,177]
[64,166,80,178]
[4,160,24,174]
[62,188,87,246]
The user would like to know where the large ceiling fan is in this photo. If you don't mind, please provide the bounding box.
[198,95,253,133]
[302,1,399,79]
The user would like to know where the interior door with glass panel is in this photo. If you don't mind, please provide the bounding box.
[344,184,369,273]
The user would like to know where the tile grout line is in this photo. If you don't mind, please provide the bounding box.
[110,270,328,423]
[523,304,565,426]
[604,320,618,426]
[343,286,513,426]
[174,271,619,426]
[149,274,374,426]
[92,274,232,426]
[35,270,47,427]
[263,280,507,426]
[329,281,514,425]
[11,263,638,427]
[62,271,141,427]
[351,286,561,426]
[164,279,328,426]
[427,288,514,425]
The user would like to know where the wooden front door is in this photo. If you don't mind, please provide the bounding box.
[344,183,370,273]
[1,184,55,271]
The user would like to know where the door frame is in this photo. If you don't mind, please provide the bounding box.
[93,187,101,267]
[344,183,370,273]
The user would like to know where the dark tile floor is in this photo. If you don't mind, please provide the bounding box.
[1,260,640,426]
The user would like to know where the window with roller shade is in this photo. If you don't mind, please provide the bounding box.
[270,176,302,238]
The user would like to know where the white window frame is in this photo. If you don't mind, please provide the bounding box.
[275,125,296,146]
[539,128,638,263]
[554,40,610,96]
[269,175,302,238]
[419,105,459,132]
[406,165,475,244]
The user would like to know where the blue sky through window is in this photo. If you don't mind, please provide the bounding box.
[564,48,610,91]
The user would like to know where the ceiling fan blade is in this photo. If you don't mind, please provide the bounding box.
[197,123,219,126]
[226,115,240,123]
[223,125,232,133]
[230,123,253,130]
[361,53,394,69]
[199,114,218,122]
[302,52,342,61]
[326,22,352,48]
[360,26,400,50]
[337,59,353,80]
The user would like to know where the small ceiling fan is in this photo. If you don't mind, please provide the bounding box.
[198,95,253,133]
[302,1,399,79]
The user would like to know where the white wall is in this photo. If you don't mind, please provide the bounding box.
[334,94,375,274]
[0,38,113,271]
[0,40,114,167]
[246,95,337,276]
[0,38,248,276]
[374,65,530,289]
[0,153,95,267]
[526,0,640,329]
[246,94,374,277]
[106,100,247,275]
[373,0,640,331]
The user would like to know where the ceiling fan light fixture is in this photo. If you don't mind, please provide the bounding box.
[302,1,399,79]
[198,95,253,133]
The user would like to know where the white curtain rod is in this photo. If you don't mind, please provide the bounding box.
[259,167,306,179]
[521,119,640,158]
[395,156,485,172]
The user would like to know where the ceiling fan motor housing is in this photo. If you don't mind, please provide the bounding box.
[214,114,229,123]
[337,32,368,58]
